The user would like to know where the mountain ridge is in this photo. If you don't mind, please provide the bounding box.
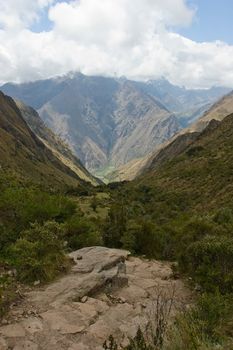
[142,89,233,174]
[137,111,233,210]
[108,88,233,182]
[1,74,230,181]
[0,91,91,188]
[15,100,100,186]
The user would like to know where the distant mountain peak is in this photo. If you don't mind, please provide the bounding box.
[1,74,230,181]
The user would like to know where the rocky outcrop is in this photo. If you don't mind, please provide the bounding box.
[0,247,192,350]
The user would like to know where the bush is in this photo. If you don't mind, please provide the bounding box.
[213,208,233,225]
[120,219,175,259]
[176,217,219,256]
[64,215,103,250]
[0,275,18,319]
[10,221,69,283]
[0,186,76,256]
[179,235,233,293]
[90,196,98,212]
[0,187,76,240]
[165,293,233,350]
[103,203,128,248]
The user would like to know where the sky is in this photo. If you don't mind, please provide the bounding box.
[0,0,233,88]
[180,0,233,45]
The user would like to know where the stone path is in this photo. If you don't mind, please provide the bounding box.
[0,247,192,350]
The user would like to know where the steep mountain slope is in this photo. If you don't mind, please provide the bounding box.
[139,112,233,210]
[0,91,89,188]
[15,100,100,186]
[108,90,233,182]
[135,78,230,125]
[142,90,233,174]
[108,81,179,166]
[37,75,177,172]
[2,74,229,179]
[185,90,233,132]
[0,75,179,175]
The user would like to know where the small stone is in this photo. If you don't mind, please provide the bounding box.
[1,319,8,325]
[81,296,88,303]
[76,254,83,260]
[119,297,126,304]
[33,280,40,286]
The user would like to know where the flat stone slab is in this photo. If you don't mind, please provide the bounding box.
[0,247,192,350]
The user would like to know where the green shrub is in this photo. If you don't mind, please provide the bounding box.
[213,208,233,225]
[180,235,233,293]
[193,293,233,341]
[0,224,17,253]
[10,221,69,283]
[0,187,76,255]
[165,293,233,350]
[120,219,175,259]
[120,221,138,252]
[103,202,128,248]
[65,215,103,250]
[0,275,18,319]
[90,196,98,212]
[177,217,219,255]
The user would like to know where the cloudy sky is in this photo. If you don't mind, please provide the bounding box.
[0,0,233,88]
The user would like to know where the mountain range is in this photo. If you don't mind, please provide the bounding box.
[108,89,233,182]
[143,90,233,174]
[1,73,229,181]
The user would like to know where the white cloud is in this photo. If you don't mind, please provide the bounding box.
[0,0,54,30]
[0,0,233,88]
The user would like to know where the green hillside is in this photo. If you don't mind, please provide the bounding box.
[0,91,86,189]
[140,115,233,211]
[104,113,233,286]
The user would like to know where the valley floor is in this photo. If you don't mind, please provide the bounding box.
[0,247,192,350]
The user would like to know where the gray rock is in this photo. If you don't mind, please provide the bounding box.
[33,280,40,286]
[0,324,26,338]
[81,296,88,303]
[0,247,191,350]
